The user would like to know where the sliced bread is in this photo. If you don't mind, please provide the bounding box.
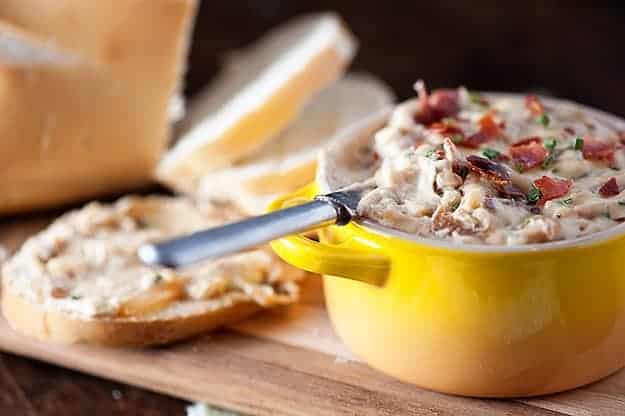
[190,74,394,214]
[2,196,306,347]
[157,13,357,189]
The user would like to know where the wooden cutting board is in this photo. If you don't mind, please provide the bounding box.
[0,216,624,415]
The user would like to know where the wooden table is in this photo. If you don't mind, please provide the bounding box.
[0,353,188,416]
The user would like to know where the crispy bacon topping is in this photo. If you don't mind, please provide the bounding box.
[460,114,502,148]
[429,122,465,143]
[525,95,545,115]
[510,137,549,170]
[599,177,620,197]
[499,182,526,200]
[582,135,615,161]
[464,156,526,200]
[466,155,510,184]
[512,136,542,147]
[415,81,460,125]
[534,176,572,204]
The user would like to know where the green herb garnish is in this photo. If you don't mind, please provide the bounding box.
[543,137,557,152]
[618,200,625,206]
[70,295,82,300]
[451,134,464,144]
[558,198,573,206]
[536,114,550,127]
[527,185,542,204]
[469,91,486,106]
[451,200,461,211]
[154,274,163,284]
[573,137,584,151]
[424,149,436,159]
[482,148,500,160]
[542,154,555,169]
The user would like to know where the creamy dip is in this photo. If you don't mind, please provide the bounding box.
[3,196,304,319]
[354,82,625,245]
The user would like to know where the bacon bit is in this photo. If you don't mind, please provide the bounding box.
[460,114,501,148]
[534,176,572,204]
[500,182,526,200]
[429,122,465,143]
[51,287,68,299]
[466,155,510,184]
[582,135,615,161]
[511,136,542,147]
[372,152,380,161]
[414,81,460,125]
[525,95,545,115]
[510,138,549,170]
[599,177,620,197]
[452,160,470,179]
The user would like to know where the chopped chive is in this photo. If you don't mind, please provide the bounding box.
[558,198,573,206]
[527,185,542,204]
[619,200,625,206]
[154,273,163,284]
[536,114,550,127]
[574,137,584,151]
[543,137,557,152]
[482,148,500,160]
[451,134,464,144]
[469,91,485,106]
[451,200,461,211]
[542,154,555,168]
[70,295,82,300]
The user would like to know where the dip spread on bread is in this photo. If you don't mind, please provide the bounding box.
[3,197,303,319]
[356,82,625,245]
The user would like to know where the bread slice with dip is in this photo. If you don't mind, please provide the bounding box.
[2,196,306,346]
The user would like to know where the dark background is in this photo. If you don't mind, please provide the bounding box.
[187,1,625,116]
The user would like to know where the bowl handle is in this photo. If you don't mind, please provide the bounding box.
[268,184,390,286]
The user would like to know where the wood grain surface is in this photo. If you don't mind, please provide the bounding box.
[0,216,625,415]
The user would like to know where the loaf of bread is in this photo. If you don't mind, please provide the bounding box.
[0,1,197,214]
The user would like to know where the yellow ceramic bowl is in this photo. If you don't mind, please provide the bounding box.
[269,183,625,397]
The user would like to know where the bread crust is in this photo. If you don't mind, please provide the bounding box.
[2,279,261,347]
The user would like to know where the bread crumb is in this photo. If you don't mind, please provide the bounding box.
[186,403,240,416]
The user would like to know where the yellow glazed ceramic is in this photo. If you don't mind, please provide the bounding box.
[269,183,625,397]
